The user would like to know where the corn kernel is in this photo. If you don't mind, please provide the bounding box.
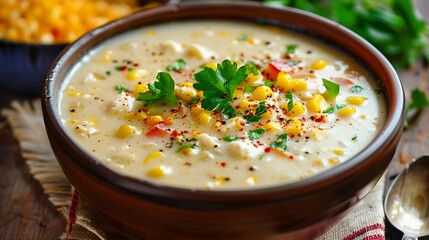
[346,96,366,105]
[146,30,157,36]
[233,89,244,99]
[127,69,146,81]
[333,149,343,155]
[337,106,356,118]
[285,118,302,136]
[215,177,228,186]
[280,101,305,117]
[164,115,175,125]
[103,50,113,63]
[190,130,202,138]
[263,121,280,132]
[245,73,260,83]
[291,79,308,91]
[145,115,163,126]
[274,72,292,93]
[89,117,99,126]
[133,82,149,97]
[250,86,273,101]
[144,151,163,163]
[313,159,323,166]
[328,158,340,165]
[218,31,230,37]
[307,94,328,113]
[175,85,197,102]
[181,82,194,88]
[147,165,169,178]
[311,59,328,70]
[190,106,204,117]
[246,176,256,185]
[237,99,255,112]
[205,62,217,70]
[261,109,275,120]
[116,124,138,138]
[195,111,212,124]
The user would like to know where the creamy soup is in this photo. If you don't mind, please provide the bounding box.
[60,20,386,190]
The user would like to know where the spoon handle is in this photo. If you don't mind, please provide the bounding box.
[402,236,418,240]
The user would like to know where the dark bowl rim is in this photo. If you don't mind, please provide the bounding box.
[42,1,405,203]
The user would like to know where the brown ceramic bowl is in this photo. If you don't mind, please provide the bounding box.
[42,1,404,239]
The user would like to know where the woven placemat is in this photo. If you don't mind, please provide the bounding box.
[1,100,386,240]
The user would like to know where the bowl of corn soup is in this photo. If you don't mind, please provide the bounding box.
[42,1,405,239]
[0,0,148,96]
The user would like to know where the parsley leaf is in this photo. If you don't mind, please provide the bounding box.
[244,85,256,93]
[270,133,288,151]
[324,104,346,114]
[323,78,340,99]
[248,128,265,140]
[193,60,248,118]
[136,72,178,106]
[237,33,248,41]
[286,91,294,111]
[286,44,298,55]
[264,80,276,87]
[167,59,186,71]
[352,135,358,141]
[245,61,259,75]
[351,85,364,93]
[115,85,128,93]
[244,102,267,123]
[407,88,429,111]
[223,136,238,142]
[176,143,195,153]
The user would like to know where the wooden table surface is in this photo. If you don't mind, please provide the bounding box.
[1,2,428,239]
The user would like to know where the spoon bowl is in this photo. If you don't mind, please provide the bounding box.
[385,155,429,239]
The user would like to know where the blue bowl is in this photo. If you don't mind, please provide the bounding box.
[0,39,67,97]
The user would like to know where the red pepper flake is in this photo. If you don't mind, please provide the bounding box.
[289,155,294,160]
[264,147,271,153]
[220,162,227,167]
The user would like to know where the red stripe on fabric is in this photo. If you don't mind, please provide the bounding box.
[66,189,80,240]
[343,223,385,240]
[362,234,385,240]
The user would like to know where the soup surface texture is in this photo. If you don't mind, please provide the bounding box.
[60,21,386,190]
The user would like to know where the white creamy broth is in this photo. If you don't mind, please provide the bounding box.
[60,20,386,190]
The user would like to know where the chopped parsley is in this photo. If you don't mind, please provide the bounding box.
[136,72,178,106]
[286,44,298,55]
[324,104,346,114]
[115,85,128,93]
[223,136,238,142]
[245,61,259,75]
[351,85,364,93]
[167,59,186,71]
[286,91,294,111]
[244,102,267,123]
[264,80,276,87]
[270,133,288,151]
[248,128,265,140]
[244,85,256,93]
[237,33,248,41]
[106,71,112,76]
[323,78,340,99]
[176,143,195,153]
[352,135,358,141]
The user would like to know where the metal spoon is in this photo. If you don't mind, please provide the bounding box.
[384,155,429,240]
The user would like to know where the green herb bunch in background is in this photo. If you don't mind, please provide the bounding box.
[264,0,429,69]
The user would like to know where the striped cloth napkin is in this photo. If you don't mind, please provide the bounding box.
[1,100,386,240]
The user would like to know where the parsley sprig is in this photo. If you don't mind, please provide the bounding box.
[136,72,178,106]
[193,60,248,118]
